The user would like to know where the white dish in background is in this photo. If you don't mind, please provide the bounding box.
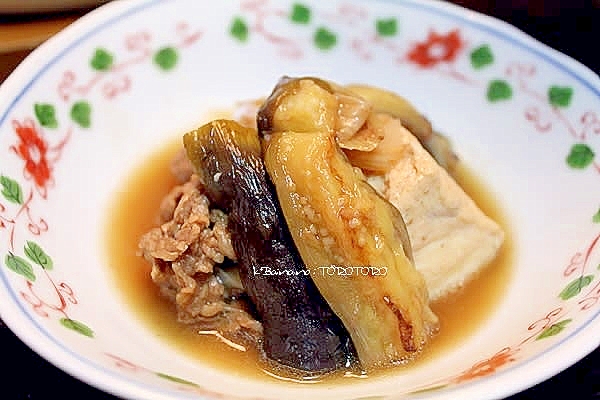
[0,0,599,399]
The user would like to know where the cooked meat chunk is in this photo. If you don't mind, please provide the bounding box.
[138,173,262,341]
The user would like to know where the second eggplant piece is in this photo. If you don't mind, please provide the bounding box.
[263,129,439,370]
[183,119,355,374]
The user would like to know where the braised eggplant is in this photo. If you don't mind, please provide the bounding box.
[257,77,439,369]
[183,119,355,373]
[259,77,457,174]
[263,129,438,369]
[344,84,458,172]
[344,84,433,144]
[257,77,380,151]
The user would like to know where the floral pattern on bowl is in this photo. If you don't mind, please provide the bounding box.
[0,0,598,399]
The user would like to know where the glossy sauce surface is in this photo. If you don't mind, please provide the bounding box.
[104,138,513,383]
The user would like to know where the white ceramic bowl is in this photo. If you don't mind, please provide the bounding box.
[0,1,599,399]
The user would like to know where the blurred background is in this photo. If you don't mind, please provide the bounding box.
[0,0,598,399]
[454,0,599,71]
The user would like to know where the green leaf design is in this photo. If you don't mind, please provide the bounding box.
[559,275,594,300]
[314,27,337,50]
[566,143,595,169]
[230,17,249,42]
[536,319,572,340]
[70,101,92,128]
[154,47,178,71]
[548,86,573,108]
[593,208,600,223]
[5,253,35,281]
[90,48,114,71]
[24,241,53,270]
[486,80,512,102]
[470,44,494,69]
[34,103,58,129]
[60,318,94,338]
[376,18,398,37]
[156,372,199,386]
[290,3,311,24]
[0,176,23,204]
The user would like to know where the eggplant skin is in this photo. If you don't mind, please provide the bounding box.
[183,119,355,373]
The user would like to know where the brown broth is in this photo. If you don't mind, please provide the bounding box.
[103,138,513,383]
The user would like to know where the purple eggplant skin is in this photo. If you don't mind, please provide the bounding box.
[183,119,356,374]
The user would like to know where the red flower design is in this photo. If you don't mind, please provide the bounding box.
[407,29,464,68]
[454,347,517,383]
[11,119,52,196]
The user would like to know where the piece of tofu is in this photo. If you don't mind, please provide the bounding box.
[369,125,504,302]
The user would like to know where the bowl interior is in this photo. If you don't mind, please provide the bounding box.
[0,0,599,399]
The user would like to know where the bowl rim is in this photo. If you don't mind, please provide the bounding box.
[0,0,599,399]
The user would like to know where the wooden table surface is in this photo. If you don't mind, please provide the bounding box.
[0,1,599,399]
